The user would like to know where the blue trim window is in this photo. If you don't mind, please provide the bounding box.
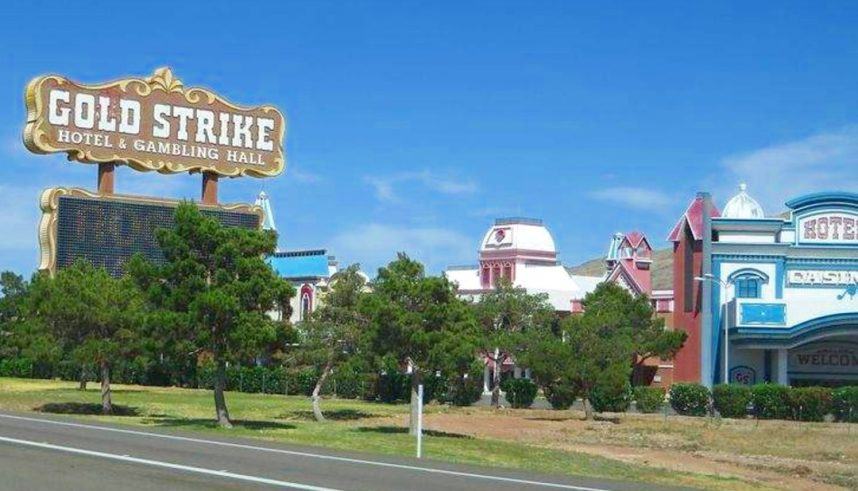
[735,276,761,298]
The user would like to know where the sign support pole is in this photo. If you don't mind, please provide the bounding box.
[202,171,219,205]
[416,384,423,459]
[98,163,115,195]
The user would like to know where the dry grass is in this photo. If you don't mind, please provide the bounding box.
[0,378,855,490]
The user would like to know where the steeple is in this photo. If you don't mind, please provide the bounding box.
[255,191,278,233]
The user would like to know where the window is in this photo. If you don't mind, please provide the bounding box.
[728,269,768,299]
[300,293,311,320]
[299,284,313,321]
[735,276,760,298]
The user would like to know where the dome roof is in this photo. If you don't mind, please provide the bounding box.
[479,218,556,256]
[722,183,765,219]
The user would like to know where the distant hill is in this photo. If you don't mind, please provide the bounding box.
[566,247,674,291]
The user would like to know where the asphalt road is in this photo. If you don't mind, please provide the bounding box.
[0,411,685,491]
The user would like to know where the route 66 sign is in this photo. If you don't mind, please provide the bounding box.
[729,366,756,385]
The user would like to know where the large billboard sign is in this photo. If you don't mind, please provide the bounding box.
[24,68,285,178]
[39,188,263,276]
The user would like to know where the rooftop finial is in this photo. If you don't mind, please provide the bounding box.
[739,182,747,192]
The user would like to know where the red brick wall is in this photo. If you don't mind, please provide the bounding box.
[671,224,703,383]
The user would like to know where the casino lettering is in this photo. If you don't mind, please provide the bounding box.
[47,89,277,151]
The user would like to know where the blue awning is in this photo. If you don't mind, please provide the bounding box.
[269,250,330,279]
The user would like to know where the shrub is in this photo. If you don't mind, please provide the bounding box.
[376,371,409,403]
[443,367,484,407]
[589,382,632,413]
[0,358,34,378]
[633,386,665,413]
[712,384,752,419]
[788,387,833,422]
[544,383,577,410]
[359,373,380,402]
[288,367,320,397]
[751,384,791,420]
[330,367,363,399]
[832,386,858,423]
[500,378,538,408]
[669,383,710,416]
[421,372,448,404]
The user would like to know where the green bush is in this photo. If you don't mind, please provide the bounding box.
[751,384,791,420]
[330,366,363,399]
[500,378,538,408]
[669,383,710,416]
[788,387,832,422]
[442,368,484,407]
[544,383,577,410]
[376,371,409,403]
[589,382,632,413]
[421,372,448,404]
[0,358,34,378]
[633,386,665,413]
[832,386,858,423]
[712,384,752,419]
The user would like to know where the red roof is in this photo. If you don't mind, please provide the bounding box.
[667,196,720,242]
[623,231,649,249]
[607,260,645,295]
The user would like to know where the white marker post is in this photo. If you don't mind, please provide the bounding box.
[416,384,423,459]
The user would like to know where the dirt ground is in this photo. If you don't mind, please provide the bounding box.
[374,407,857,490]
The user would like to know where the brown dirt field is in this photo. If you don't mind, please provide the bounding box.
[374,406,858,490]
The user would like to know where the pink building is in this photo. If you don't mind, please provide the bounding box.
[445,218,676,391]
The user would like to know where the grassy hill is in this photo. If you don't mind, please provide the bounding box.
[567,247,674,290]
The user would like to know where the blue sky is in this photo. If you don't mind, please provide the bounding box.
[1,1,857,276]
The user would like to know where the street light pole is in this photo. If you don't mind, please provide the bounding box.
[695,274,733,384]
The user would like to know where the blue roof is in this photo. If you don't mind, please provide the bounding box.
[269,250,330,279]
[785,191,858,210]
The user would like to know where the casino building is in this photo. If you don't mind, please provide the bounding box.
[671,186,858,387]
[255,192,347,324]
[445,218,677,390]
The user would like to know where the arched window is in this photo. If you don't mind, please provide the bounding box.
[735,276,761,298]
[481,266,491,288]
[299,284,313,320]
[728,269,768,299]
[492,264,501,287]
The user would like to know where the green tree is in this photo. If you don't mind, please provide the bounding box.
[300,264,367,421]
[29,260,143,413]
[128,202,294,427]
[520,283,636,420]
[473,278,554,408]
[360,254,478,434]
[631,311,686,385]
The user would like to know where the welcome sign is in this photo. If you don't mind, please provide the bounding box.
[24,68,285,178]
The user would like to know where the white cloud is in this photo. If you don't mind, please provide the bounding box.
[590,186,672,212]
[330,223,474,274]
[721,126,858,213]
[364,171,478,203]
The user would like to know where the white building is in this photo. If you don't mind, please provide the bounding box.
[445,218,603,311]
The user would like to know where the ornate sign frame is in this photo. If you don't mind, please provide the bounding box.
[24,68,286,178]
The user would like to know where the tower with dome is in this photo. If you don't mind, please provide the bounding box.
[445,217,677,390]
